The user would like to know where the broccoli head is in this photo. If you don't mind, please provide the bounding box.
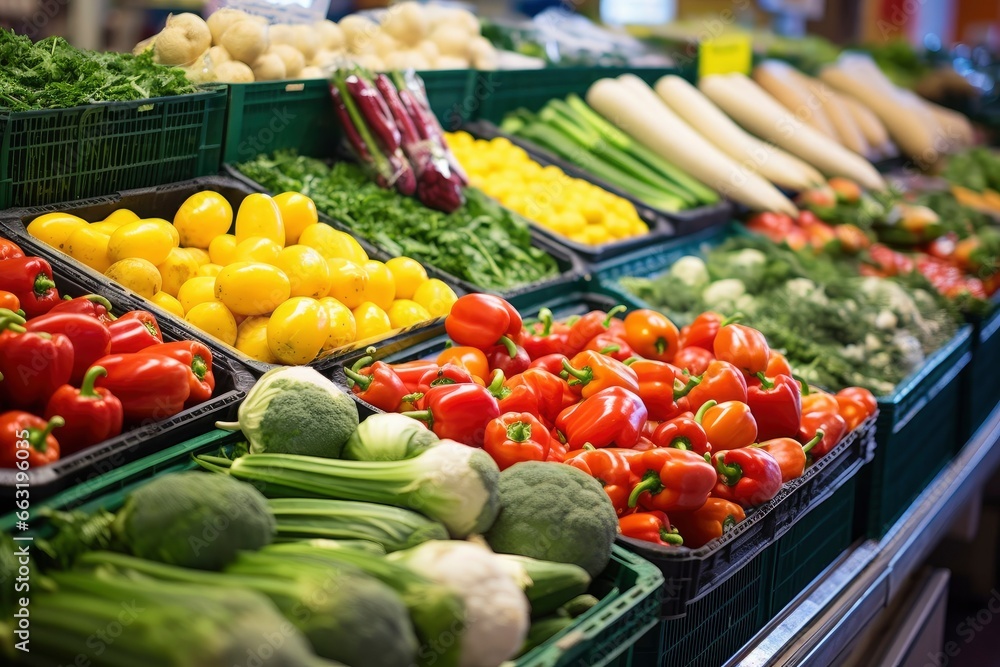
[485,462,618,577]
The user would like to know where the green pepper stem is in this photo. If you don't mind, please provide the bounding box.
[720,312,744,327]
[622,356,641,366]
[399,410,433,428]
[674,376,701,400]
[343,366,372,391]
[34,272,56,295]
[582,443,596,451]
[84,294,114,315]
[628,473,663,508]
[79,366,106,398]
[661,528,684,546]
[793,375,810,395]
[401,392,423,404]
[656,338,667,355]
[0,308,26,325]
[506,420,531,443]
[346,354,374,388]
[215,420,240,431]
[801,430,824,456]
[191,355,208,381]
[497,335,517,358]
[598,344,620,355]
[29,416,64,452]
[537,308,554,336]
[561,358,592,386]
[486,369,505,395]
[714,454,743,486]
[756,372,774,390]
[602,305,627,328]
[694,400,717,424]
[670,438,691,451]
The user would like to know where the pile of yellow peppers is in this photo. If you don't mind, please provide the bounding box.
[27,192,456,364]
[445,132,649,246]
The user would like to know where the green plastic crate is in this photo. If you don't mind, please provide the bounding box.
[475,66,678,125]
[6,426,664,667]
[419,69,479,130]
[0,87,227,209]
[966,306,1000,439]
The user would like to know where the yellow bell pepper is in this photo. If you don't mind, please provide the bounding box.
[104,258,162,299]
[231,236,282,264]
[157,247,201,297]
[197,263,224,278]
[318,297,356,351]
[274,245,332,299]
[208,234,239,265]
[150,291,185,317]
[214,262,291,316]
[412,279,457,318]
[185,301,238,346]
[235,193,285,247]
[352,301,393,342]
[184,248,212,266]
[235,316,278,363]
[326,258,369,310]
[100,209,140,229]
[298,225,368,264]
[266,297,329,365]
[65,226,113,273]
[384,257,427,300]
[387,299,432,329]
[173,191,233,249]
[361,260,396,311]
[273,192,318,245]
[177,276,219,313]
[108,219,175,265]
[26,213,87,251]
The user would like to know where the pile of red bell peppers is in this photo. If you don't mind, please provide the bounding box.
[0,237,216,468]
[346,292,878,550]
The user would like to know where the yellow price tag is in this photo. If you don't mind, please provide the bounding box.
[698,33,753,78]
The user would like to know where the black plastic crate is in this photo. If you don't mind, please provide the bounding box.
[464,120,734,248]
[0,174,466,377]
[0,88,227,210]
[0,230,252,502]
[223,164,586,314]
[965,305,1000,440]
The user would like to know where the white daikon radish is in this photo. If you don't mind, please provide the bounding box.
[924,100,974,149]
[780,68,872,158]
[654,75,824,191]
[701,73,886,190]
[840,96,897,158]
[589,76,798,214]
[753,61,839,140]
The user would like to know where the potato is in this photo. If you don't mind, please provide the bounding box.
[154,27,204,66]
[206,8,249,44]
[251,53,287,81]
[299,66,326,79]
[269,44,304,78]
[383,2,428,45]
[214,60,255,83]
[469,36,497,70]
[221,20,269,65]
[373,32,399,58]
[384,50,428,71]
[166,12,211,53]
[292,24,320,61]
[430,24,468,57]
[417,40,439,64]
[314,20,345,51]
[353,54,384,71]
[206,45,231,65]
[339,15,378,53]
[310,49,341,68]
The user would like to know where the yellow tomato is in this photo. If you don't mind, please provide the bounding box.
[299,224,369,264]
[214,262,291,316]
[274,245,332,299]
[184,248,212,266]
[235,193,284,247]
[384,257,427,300]
[26,213,87,252]
[273,192,319,246]
[231,236,282,264]
[235,316,278,363]
[89,221,123,235]
[412,279,458,318]
[101,209,140,229]
[156,247,201,296]
[65,227,113,273]
[361,260,395,311]
[318,297,356,351]
[104,258,162,299]
[208,234,239,265]
[352,301,393,342]
[197,263,224,278]
[149,218,180,247]
[108,220,174,265]
[185,301,238,346]
[177,276,220,312]
[326,258,369,310]
[266,297,329,365]
[387,299,432,328]
[173,191,233,249]
[150,291,185,317]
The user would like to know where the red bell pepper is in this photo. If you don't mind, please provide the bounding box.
[436,346,489,381]
[107,311,162,354]
[627,358,697,421]
[566,306,626,355]
[0,256,60,318]
[47,294,115,323]
[799,411,847,459]
[757,431,823,483]
[685,360,748,410]
[93,354,191,423]
[483,412,551,470]
[626,447,717,512]
[389,360,440,393]
[681,312,723,350]
[713,320,770,379]
[445,294,521,356]
[555,387,647,450]
[565,448,635,516]
[520,308,570,359]
[529,353,569,375]
[137,341,216,406]
[546,437,568,463]
[835,387,877,430]
[402,383,500,447]
[0,312,73,409]
[650,415,710,455]
[765,351,793,378]
[712,447,782,508]
[623,309,679,362]
[416,363,477,396]
[44,366,123,456]
[24,311,111,386]
[668,498,746,549]
[561,350,639,398]
[0,411,62,468]
[746,374,801,441]
[499,368,574,424]
[673,346,715,375]
[485,343,530,377]
[619,511,683,546]
[342,349,409,411]
[801,391,840,415]
[0,238,25,261]
[584,333,635,362]
[696,400,758,452]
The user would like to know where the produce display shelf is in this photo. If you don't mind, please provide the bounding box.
[0,87,227,210]
[724,399,1000,667]
[964,301,1000,441]
[0,231,253,504]
[0,175,455,378]
[3,425,665,667]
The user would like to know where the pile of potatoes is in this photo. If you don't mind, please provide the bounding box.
[137,3,497,85]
